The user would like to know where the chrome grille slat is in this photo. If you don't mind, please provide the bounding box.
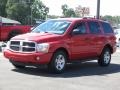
[9,40,36,53]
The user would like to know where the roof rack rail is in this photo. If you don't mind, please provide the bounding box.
[83,17,96,19]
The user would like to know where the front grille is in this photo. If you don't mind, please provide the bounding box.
[10,46,20,51]
[9,40,36,52]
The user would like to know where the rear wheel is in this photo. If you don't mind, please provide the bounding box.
[48,51,67,73]
[98,48,111,66]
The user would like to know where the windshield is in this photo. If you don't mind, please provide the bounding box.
[31,20,71,34]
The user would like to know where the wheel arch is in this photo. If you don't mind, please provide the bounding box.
[8,29,21,40]
[103,44,113,54]
[53,47,70,61]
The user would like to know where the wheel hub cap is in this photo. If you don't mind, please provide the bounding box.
[104,51,110,64]
[55,55,65,70]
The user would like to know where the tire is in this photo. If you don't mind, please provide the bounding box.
[48,51,67,74]
[98,48,111,66]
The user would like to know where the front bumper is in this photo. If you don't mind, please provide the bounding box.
[4,49,53,64]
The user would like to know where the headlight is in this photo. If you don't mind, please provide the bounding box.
[36,43,50,53]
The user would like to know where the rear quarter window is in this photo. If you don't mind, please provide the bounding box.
[88,21,101,34]
[101,22,113,33]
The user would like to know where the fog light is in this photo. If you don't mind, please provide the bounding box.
[36,56,40,61]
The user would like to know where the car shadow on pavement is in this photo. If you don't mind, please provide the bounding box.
[12,62,120,78]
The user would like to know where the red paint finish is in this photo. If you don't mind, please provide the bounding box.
[4,50,53,64]
[4,18,116,66]
[0,24,31,41]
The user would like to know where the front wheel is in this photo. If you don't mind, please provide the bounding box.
[48,51,67,73]
[98,48,111,66]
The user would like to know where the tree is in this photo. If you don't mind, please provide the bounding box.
[102,15,120,27]
[75,5,90,17]
[61,4,76,17]
[61,4,68,17]
[65,8,76,17]
[75,5,82,17]
[0,0,8,17]
[6,0,49,25]
[6,0,32,24]
[48,15,60,19]
[32,0,49,20]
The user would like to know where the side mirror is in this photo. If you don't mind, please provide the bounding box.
[72,29,80,35]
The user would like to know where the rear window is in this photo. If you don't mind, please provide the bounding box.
[101,22,113,33]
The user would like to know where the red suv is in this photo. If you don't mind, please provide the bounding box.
[4,18,116,73]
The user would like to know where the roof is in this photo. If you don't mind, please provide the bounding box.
[0,16,21,24]
[50,17,103,22]
[53,18,83,22]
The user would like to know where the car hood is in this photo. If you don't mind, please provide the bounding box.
[11,33,62,43]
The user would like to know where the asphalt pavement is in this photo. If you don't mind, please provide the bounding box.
[0,45,120,90]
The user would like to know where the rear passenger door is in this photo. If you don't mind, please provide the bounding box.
[87,21,105,57]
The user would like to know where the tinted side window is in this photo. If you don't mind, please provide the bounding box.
[73,22,86,34]
[88,21,100,34]
[101,22,113,33]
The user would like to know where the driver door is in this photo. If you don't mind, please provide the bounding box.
[70,21,92,60]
